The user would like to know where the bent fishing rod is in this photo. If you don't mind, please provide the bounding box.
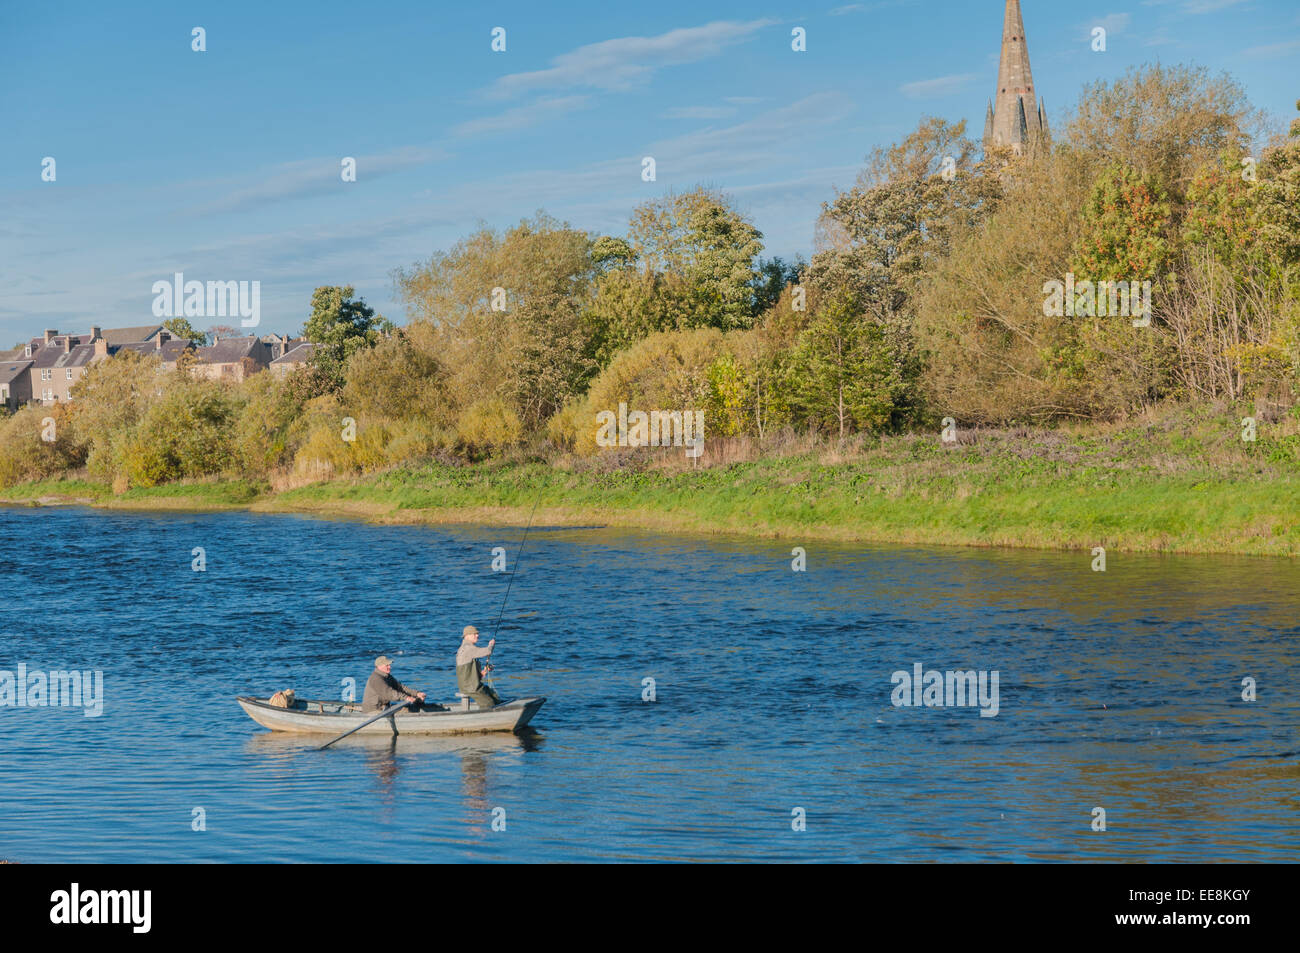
[484,489,542,688]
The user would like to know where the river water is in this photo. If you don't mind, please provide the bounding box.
[0,506,1295,862]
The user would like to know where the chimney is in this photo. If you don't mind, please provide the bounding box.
[44,329,57,344]
[156,330,170,350]
[90,325,102,341]
[94,337,108,359]
[64,336,72,354]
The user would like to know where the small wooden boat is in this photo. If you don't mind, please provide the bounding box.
[236,695,545,736]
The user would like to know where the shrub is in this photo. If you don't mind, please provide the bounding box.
[457,398,522,458]
[0,405,84,487]
[122,381,239,487]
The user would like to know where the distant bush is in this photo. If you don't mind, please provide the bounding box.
[457,398,522,458]
[68,351,166,483]
[0,405,84,487]
[553,328,732,455]
[233,371,305,478]
[121,381,239,486]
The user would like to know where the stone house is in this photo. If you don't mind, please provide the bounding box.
[27,329,101,405]
[114,331,195,370]
[191,336,274,382]
[269,342,316,376]
[9,325,169,407]
[1,359,32,411]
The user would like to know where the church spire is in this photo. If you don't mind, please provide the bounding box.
[984,0,1047,154]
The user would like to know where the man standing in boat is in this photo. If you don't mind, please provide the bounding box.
[457,626,502,710]
[363,655,428,712]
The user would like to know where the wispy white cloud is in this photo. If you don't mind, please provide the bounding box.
[1240,37,1300,57]
[3,93,862,332]
[192,145,447,215]
[452,96,592,138]
[830,0,918,14]
[899,73,981,99]
[662,105,738,119]
[1184,0,1249,12]
[1140,0,1249,13]
[1084,13,1132,39]
[484,19,779,99]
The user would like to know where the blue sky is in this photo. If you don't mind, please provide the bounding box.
[2,0,1298,344]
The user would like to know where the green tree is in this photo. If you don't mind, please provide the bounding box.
[161,317,207,345]
[787,293,901,438]
[1256,99,1300,267]
[1183,151,1262,267]
[810,117,994,313]
[122,381,240,486]
[68,349,166,481]
[394,214,599,429]
[1064,64,1262,204]
[750,256,806,319]
[586,188,764,360]
[1073,164,1173,281]
[342,324,450,425]
[301,286,392,390]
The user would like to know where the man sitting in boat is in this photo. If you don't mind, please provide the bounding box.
[363,655,429,712]
[456,626,502,710]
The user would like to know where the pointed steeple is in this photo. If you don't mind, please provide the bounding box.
[984,0,1046,154]
[984,100,995,145]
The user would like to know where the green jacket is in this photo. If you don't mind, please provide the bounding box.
[456,642,491,694]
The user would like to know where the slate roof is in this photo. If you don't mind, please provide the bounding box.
[271,342,316,364]
[29,337,93,368]
[100,325,163,346]
[0,361,31,386]
[197,336,262,364]
[117,340,194,363]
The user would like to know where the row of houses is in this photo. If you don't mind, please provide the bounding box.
[0,326,318,411]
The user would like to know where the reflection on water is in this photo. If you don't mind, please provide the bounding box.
[244,730,544,813]
[0,506,1296,862]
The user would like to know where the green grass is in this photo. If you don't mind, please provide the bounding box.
[5,405,1298,556]
[0,477,263,509]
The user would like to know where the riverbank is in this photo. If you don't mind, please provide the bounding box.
[3,406,1298,556]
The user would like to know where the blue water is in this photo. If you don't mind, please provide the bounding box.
[0,506,1296,862]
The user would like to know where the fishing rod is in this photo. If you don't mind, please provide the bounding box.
[484,489,543,689]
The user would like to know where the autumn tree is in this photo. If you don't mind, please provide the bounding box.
[586,188,764,361]
[394,214,598,429]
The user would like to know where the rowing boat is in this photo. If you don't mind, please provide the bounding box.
[236,695,545,735]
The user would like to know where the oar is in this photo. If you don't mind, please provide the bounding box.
[317,699,413,750]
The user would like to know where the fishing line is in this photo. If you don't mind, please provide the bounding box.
[484,486,543,688]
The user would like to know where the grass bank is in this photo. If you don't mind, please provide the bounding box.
[0,477,262,510]
[3,405,1298,556]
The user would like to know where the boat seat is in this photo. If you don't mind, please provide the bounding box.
[455,693,473,711]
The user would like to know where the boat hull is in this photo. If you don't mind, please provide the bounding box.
[236,695,545,735]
